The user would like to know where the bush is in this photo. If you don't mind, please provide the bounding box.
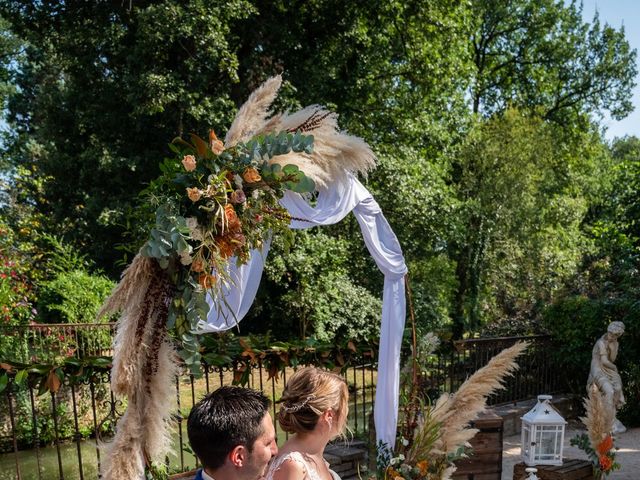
[542,253,640,427]
[37,270,115,324]
[254,230,382,342]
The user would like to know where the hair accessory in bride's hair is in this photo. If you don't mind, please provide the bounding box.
[280,394,316,413]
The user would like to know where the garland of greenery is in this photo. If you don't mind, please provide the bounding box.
[0,334,378,395]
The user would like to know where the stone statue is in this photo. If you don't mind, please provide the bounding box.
[587,321,626,433]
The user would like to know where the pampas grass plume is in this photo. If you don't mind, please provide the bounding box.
[582,384,614,448]
[408,341,528,465]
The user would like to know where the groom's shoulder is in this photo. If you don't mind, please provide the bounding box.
[192,469,204,480]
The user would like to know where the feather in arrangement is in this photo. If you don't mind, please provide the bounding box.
[403,341,528,480]
[260,105,376,189]
[224,75,376,189]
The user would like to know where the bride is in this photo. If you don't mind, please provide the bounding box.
[265,367,349,480]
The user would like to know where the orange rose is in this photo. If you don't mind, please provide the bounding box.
[181,154,196,172]
[597,435,614,455]
[198,273,216,289]
[224,204,242,231]
[186,187,202,202]
[242,167,262,183]
[385,468,401,480]
[209,129,224,155]
[599,454,613,471]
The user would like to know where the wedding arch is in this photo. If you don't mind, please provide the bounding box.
[99,75,406,479]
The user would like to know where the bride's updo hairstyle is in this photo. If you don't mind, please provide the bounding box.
[278,366,348,435]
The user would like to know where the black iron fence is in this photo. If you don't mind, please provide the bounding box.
[0,323,116,364]
[0,327,562,480]
[420,335,562,405]
[0,359,376,480]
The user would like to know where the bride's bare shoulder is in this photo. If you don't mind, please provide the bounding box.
[271,453,307,480]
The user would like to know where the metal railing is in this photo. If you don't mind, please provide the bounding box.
[0,323,116,364]
[419,335,562,405]
[0,328,561,480]
[0,359,376,480]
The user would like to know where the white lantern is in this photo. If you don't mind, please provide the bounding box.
[521,394,567,466]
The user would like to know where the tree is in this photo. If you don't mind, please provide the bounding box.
[469,0,637,123]
[449,110,608,337]
[0,1,254,274]
[543,136,640,425]
[1,0,637,343]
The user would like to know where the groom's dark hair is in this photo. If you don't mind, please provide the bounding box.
[187,386,271,470]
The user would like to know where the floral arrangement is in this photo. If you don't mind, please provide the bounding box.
[571,386,621,479]
[378,338,528,480]
[139,127,316,372]
[97,74,376,480]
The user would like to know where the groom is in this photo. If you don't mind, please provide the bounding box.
[187,386,278,480]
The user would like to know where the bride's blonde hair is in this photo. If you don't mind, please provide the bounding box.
[278,366,349,435]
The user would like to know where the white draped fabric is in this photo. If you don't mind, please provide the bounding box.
[199,173,407,450]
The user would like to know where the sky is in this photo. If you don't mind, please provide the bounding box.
[580,0,640,139]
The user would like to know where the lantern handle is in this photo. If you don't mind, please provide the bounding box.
[525,467,539,480]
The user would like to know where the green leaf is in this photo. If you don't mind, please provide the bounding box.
[282,164,300,175]
[0,374,8,393]
[292,176,316,193]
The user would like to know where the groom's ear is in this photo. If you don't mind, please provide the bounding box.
[229,445,248,468]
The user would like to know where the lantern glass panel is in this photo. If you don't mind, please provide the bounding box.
[522,424,531,458]
[534,426,562,461]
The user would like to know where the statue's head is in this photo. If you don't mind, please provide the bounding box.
[607,321,625,338]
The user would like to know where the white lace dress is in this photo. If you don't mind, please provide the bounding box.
[265,451,341,480]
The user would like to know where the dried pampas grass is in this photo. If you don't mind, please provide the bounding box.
[99,255,178,480]
[261,105,376,189]
[99,254,158,396]
[224,75,376,189]
[407,341,528,472]
[435,341,529,455]
[582,384,614,448]
[224,75,282,148]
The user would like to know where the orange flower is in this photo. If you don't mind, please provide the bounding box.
[186,187,202,202]
[198,273,216,289]
[416,460,429,476]
[385,468,402,480]
[597,435,614,455]
[217,237,235,258]
[191,258,205,273]
[242,167,262,183]
[224,204,242,231]
[209,129,224,155]
[599,454,613,471]
[181,154,196,171]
